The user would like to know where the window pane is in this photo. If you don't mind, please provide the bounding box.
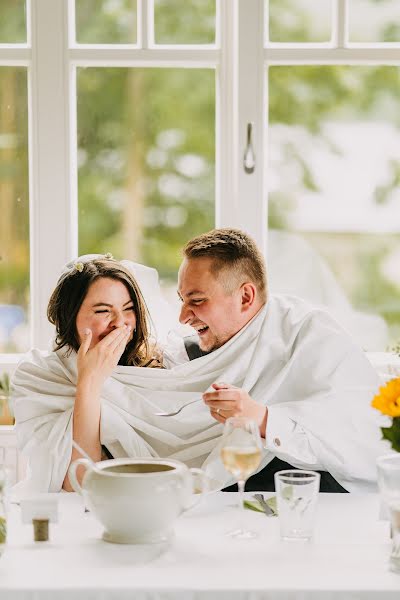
[0,0,26,44]
[154,0,216,45]
[349,0,400,43]
[0,68,29,353]
[77,68,215,289]
[268,66,400,351]
[268,0,332,43]
[75,0,137,44]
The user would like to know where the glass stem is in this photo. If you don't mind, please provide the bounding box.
[238,479,245,532]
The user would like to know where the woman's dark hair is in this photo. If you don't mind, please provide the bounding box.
[47,258,160,367]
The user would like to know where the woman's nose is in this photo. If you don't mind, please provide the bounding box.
[111,311,125,327]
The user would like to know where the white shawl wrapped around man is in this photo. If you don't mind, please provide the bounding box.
[12,295,385,494]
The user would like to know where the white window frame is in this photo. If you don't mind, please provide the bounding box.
[2,0,400,366]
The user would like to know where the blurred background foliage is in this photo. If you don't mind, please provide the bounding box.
[1,0,400,350]
[76,0,138,43]
[0,0,26,43]
[77,66,215,280]
[154,0,216,44]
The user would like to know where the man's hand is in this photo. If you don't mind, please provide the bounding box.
[203,382,268,438]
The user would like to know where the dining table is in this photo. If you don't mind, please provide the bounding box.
[1,490,399,599]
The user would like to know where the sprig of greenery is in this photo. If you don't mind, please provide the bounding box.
[0,374,10,396]
[244,497,278,516]
[0,373,13,419]
[387,341,400,356]
[381,418,400,453]
[0,516,7,545]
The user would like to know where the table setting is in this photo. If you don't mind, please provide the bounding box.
[0,415,399,599]
[0,488,399,600]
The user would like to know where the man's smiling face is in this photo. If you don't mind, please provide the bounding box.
[178,257,248,352]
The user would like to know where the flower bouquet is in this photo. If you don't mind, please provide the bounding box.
[372,378,400,452]
[372,377,400,572]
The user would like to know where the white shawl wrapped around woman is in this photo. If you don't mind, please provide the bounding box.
[12,295,385,494]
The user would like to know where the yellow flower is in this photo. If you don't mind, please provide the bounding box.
[372,377,400,418]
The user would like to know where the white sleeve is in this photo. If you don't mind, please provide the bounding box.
[264,404,323,470]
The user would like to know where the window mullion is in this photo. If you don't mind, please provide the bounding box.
[218,0,266,254]
[264,46,400,64]
[236,0,266,254]
[332,0,348,48]
[139,0,150,48]
[68,47,219,65]
[217,0,238,230]
[29,0,74,349]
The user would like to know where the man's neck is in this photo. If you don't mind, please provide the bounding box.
[239,301,266,332]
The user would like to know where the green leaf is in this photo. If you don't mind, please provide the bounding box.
[0,373,10,394]
[243,500,265,513]
[381,418,400,452]
[244,497,278,516]
[0,516,6,544]
[266,496,278,515]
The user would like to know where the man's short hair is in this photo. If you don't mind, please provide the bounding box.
[183,228,268,303]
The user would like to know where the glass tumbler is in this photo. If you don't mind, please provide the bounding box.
[274,469,320,541]
[377,454,400,573]
[0,465,7,557]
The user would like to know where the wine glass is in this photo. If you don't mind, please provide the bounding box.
[220,416,262,539]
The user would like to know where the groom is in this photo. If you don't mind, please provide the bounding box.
[176,228,382,493]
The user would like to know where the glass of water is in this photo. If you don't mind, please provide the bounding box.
[0,465,7,558]
[274,470,320,541]
[377,454,400,573]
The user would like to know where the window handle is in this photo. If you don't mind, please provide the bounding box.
[243,122,256,174]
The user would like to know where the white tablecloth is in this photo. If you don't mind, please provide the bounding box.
[1,492,399,599]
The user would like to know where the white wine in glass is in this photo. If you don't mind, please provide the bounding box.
[220,417,262,539]
[220,446,262,481]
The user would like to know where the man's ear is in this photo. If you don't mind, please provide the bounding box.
[240,282,257,311]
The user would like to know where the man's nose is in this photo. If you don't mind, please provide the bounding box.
[179,303,193,325]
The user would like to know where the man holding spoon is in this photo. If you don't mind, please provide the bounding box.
[176,228,383,493]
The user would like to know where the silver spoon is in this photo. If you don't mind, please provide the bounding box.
[154,398,202,417]
[254,493,274,516]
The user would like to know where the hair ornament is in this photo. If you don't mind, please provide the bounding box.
[104,252,114,259]
[74,261,84,273]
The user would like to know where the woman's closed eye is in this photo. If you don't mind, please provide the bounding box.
[94,305,134,314]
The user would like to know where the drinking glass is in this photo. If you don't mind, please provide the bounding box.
[220,417,262,539]
[274,470,320,541]
[0,464,7,558]
[377,454,400,573]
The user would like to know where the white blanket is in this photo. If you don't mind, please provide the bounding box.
[12,295,386,493]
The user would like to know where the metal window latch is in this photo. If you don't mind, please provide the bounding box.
[243,122,256,174]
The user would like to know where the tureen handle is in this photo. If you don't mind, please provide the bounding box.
[68,458,91,495]
[182,467,209,511]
